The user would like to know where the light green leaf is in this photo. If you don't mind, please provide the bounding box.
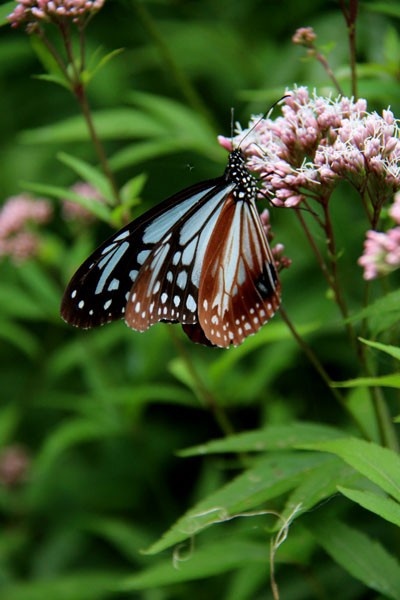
[365,2,400,19]
[305,517,400,600]
[338,486,400,527]
[333,373,400,389]
[347,289,400,336]
[179,422,346,457]
[280,458,357,524]
[57,152,115,205]
[120,539,269,590]
[359,337,400,361]
[85,47,124,83]
[145,452,328,555]
[301,438,400,502]
[22,181,111,222]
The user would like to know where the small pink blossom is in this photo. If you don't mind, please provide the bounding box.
[62,181,105,223]
[292,27,317,47]
[259,209,291,271]
[0,194,52,263]
[0,445,30,487]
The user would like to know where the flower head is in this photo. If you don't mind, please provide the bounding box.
[292,27,317,48]
[8,0,105,29]
[0,194,52,263]
[219,87,400,209]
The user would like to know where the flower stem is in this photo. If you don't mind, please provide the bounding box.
[56,23,121,205]
[132,0,217,130]
[339,0,358,98]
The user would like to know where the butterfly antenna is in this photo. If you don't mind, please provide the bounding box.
[230,107,235,144]
[238,94,291,149]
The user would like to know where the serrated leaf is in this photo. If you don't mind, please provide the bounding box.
[57,152,115,205]
[305,516,400,600]
[338,486,400,527]
[301,438,400,502]
[145,452,328,555]
[179,422,346,457]
[359,337,400,361]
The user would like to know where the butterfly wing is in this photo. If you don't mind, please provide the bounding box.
[60,177,233,329]
[196,193,281,348]
[124,184,235,331]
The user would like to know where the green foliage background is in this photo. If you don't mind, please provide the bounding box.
[0,1,400,599]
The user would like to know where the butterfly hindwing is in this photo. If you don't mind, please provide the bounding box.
[197,194,281,347]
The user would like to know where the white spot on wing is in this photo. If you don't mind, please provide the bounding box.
[186,294,196,312]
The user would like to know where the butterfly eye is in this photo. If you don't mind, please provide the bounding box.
[61,149,281,347]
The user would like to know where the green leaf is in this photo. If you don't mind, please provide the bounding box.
[364,2,400,19]
[305,516,400,600]
[0,404,21,447]
[338,486,400,527]
[120,539,270,590]
[20,109,170,144]
[280,458,357,524]
[347,289,400,336]
[57,152,115,205]
[85,47,124,83]
[145,452,328,555]
[0,285,46,320]
[179,422,347,457]
[333,374,400,389]
[34,419,122,475]
[0,320,41,357]
[359,337,400,361]
[1,572,123,600]
[30,35,70,89]
[21,180,111,222]
[301,438,400,502]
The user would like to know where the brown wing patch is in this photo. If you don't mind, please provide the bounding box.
[197,196,281,348]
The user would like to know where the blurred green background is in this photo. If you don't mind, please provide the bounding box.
[0,1,400,599]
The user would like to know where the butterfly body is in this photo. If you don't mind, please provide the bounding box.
[61,149,281,348]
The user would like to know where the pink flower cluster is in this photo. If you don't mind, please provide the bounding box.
[8,0,105,29]
[0,194,52,263]
[358,192,400,280]
[219,87,400,208]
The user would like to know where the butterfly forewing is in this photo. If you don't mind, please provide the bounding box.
[60,178,226,329]
[125,183,235,331]
[197,193,281,348]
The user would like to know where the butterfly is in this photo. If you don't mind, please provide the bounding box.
[60,148,281,348]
